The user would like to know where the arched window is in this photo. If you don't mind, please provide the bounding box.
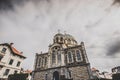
[60,37,63,41]
[56,37,59,43]
[68,39,71,44]
[41,58,44,66]
[52,52,56,64]
[45,74,48,80]
[38,58,41,66]
[53,71,59,80]
[76,50,81,61]
[58,51,61,63]
[45,57,47,65]
[68,70,71,78]
[67,51,72,63]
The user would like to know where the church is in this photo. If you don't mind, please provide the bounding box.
[33,32,92,80]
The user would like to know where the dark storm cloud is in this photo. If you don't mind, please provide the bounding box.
[0,0,28,11]
[112,0,120,5]
[0,0,14,10]
[107,40,120,56]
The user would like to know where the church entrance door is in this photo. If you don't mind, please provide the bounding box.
[53,71,59,80]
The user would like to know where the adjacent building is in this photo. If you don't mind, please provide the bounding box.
[33,32,92,80]
[112,66,120,80]
[91,67,112,80]
[0,43,26,80]
[112,66,120,74]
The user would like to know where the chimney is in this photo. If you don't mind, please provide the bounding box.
[10,43,14,46]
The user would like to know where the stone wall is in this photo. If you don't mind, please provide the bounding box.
[33,68,62,80]
[69,66,90,80]
[33,65,90,80]
[33,71,45,80]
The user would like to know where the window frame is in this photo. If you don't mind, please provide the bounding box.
[44,57,47,66]
[75,49,82,62]
[38,58,41,67]
[67,51,73,63]
[0,56,3,61]
[16,61,21,67]
[45,73,48,80]
[1,47,7,53]
[57,51,61,64]
[14,70,18,74]
[52,51,56,64]
[41,58,44,67]
[56,37,59,43]
[4,69,10,76]
[9,59,14,65]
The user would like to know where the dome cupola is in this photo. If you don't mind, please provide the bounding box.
[64,33,77,45]
[53,33,64,44]
[53,31,78,46]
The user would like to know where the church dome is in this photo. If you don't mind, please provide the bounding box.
[64,34,75,40]
[54,33,64,37]
[64,33,77,45]
[53,32,77,46]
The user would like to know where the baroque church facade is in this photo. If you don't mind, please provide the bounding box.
[33,32,91,80]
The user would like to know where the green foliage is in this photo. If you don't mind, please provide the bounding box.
[8,73,28,80]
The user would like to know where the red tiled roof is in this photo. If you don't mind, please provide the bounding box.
[24,69,32,73]
[11,46,26,58]
[91,67,99,72]
[11,47,21,55]
[0,43,26,58]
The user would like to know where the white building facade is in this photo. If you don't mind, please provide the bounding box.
[0,43,26,80]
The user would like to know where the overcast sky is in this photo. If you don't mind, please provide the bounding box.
[0,0,120,72]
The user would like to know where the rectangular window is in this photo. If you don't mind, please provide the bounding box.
[16,61,21,67]
[0,56,3,61]
[1,48,7,53]
[9,59,14,65]
[14,70,18,74]
[4,69,10,76]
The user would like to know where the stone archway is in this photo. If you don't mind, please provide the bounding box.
[53,71,59,80]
